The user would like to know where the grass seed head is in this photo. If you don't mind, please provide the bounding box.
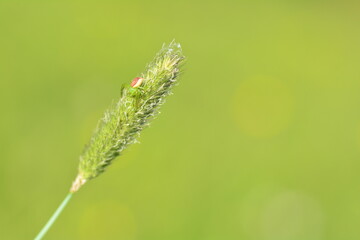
[70,41,185,192]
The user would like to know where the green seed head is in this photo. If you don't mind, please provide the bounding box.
[70,41,185,192]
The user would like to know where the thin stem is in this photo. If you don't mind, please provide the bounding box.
[34,193,73,240]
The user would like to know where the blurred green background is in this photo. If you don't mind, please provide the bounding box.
[1,0,360,239]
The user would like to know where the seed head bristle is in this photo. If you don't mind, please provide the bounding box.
[70,41,185,192]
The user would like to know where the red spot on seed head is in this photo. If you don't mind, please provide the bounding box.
[131,77,143,88]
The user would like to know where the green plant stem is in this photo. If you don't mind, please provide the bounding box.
[34,193,73,240]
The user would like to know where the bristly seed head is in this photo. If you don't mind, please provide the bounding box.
[70,41,185,192]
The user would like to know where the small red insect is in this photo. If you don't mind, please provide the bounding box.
[131,77,143,88]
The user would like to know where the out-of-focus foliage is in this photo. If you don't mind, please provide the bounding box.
[0,0,359,239]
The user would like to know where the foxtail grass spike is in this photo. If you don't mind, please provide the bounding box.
[70,41,185,192]
[34,41,185,240]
